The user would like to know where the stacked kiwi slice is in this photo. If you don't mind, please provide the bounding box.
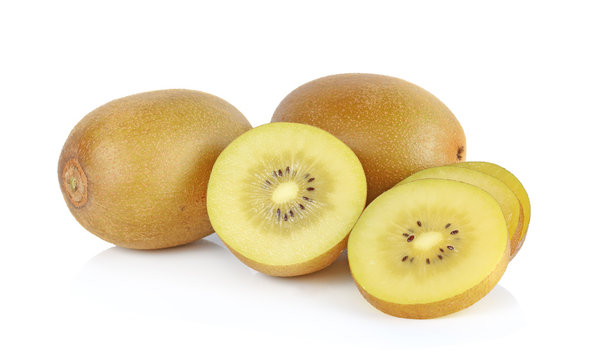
[59,74,529,319]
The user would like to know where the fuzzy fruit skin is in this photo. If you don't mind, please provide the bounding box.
[353,236,510,319]
[272,73,466,203]
[58,89,252,249]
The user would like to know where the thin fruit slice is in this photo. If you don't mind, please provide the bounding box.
[399,166,522,258]
[207,123,367,277]
[451,161,530,257]
[349,179,510,319]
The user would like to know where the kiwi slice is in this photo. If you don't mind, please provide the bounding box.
[349,179,510,319]
[207,123,367,277]
[450,161,530,257]
[399,165,522,258]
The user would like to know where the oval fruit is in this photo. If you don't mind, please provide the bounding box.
[348,178,510,319]
[58,89,252,249]
[272,73,466,202]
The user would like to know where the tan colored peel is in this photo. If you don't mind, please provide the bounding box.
[58,89,252,249]
[354,236,510,319]
[272,73,466,202]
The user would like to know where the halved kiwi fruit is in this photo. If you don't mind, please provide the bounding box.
[450,161,530,257]
[207,123,367,277]
[348,179,510,319]
[398,165,522,258]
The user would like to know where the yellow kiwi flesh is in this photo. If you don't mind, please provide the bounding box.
[58,89,252,249]
[207,123,367,277]
[398,166,522,257]
[271,73,466,203]
[451,161,530,257]
[348,179,510,319]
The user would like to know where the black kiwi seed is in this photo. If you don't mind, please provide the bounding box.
[447,245,454,250]
[407,235,415,242]
[303,196,312,202]
[426,258,430,264]
[285,166,290,174]
[450,230,459,235]
[289,210,294,217]
[265,180,271,185]
[306,187,315,191]
[299,204,305,210]
[273,170,278,177]
[403,233,409,237]
[308,177,315,182]
[283,214,288,221]
[445,223,451,229]
[439,248,444,252]
[402,256,408,262]
[276,209,281,219]
[417,220,422,227]
[438,255,443,260]
[278,169,283,176]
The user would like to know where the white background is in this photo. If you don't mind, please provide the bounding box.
[1,1,589,359]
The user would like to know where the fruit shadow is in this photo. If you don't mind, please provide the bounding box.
[73,234,525,348]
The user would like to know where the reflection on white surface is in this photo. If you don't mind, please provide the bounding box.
[73,233,526,348]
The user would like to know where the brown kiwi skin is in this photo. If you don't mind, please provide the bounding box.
[58,89,252,250]
[224,236,348,277]
[272,73,466,203]
[352,235,511,319]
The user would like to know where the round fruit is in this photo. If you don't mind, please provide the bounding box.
[348,179,510,319]
[451,161,530,257]
[58,89,252,249]
[398,165,522,258]
[207,123,367,277]
[271,73,466,202]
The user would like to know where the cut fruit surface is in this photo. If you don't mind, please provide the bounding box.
[348,179,510,319]
[399,166,522,258]
[451,161,530,257]
[207,123,367,277]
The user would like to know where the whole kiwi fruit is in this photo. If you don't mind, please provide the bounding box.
[58,89,252,249]
[271,73,466,203]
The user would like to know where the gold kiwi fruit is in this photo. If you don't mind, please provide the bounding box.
[207,123,367,277]
[348,178,510,319]
[58,89,252,249]
[272,73,466,202]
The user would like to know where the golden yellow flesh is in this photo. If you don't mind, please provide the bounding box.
[349,179,508,305]
[399,166,520,244]
[207,123,366,267]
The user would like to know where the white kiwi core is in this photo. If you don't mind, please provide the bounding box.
[272,182,299,203]
[413,231,444,252]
